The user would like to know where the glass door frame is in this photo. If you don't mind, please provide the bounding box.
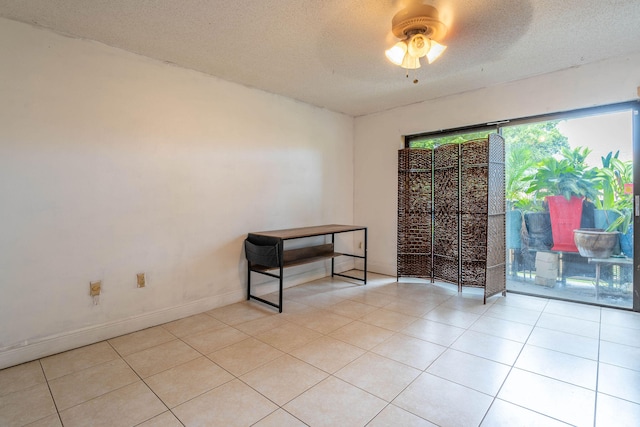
[632,104,640,312]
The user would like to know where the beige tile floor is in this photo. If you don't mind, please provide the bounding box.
[1,273,640,427]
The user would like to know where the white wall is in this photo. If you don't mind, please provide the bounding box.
[355,54,640,276]
[0,18,354,368]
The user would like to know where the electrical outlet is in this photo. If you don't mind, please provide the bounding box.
[89,281,101,296]
[137,273,145,288]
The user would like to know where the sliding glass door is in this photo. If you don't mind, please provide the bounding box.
[406,101,640,311]
[503,104,638,310]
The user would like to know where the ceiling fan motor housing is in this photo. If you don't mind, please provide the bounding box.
[391,4,447,41]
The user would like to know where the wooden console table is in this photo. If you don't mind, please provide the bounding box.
[244,224,367,312]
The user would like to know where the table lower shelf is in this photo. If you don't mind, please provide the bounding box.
[250,251,345,272]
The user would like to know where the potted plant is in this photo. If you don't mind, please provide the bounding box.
[573,228,619,259]
[520,199,554,251]
[524,147,600,252]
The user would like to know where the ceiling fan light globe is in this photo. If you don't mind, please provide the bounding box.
[385,41,408,66]
[407,33,430,58]
[426,40,447,64]
[401,53,421,69]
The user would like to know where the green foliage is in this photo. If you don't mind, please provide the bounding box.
[596,150,633,211]
[511,197,545,212]
[604,209,632,234]
[524,148,601,202]
[410,121,634,231]
[409,131,491,149]
[521,143,633,234]
[599,151,617,210]
[505,144,536,206]
[561,146,591,168]
[502,121,570,161]
[595,150,633,233]
[504,121,570,208]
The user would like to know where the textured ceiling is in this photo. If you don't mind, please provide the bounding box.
[1,0,640,116]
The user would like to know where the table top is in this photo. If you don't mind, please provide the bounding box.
[248,224,366,240]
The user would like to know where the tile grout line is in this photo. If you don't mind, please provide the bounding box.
[137,330,204,426]
[280,282,457,426]
[16,289,487,427]
[38,358,64,427]
[356,286,490,426]
[477,296,553,426]
[376,290,494,425]
[167,323,273,419]
[7,276,638,426]
[211,283,438,424]
[593,308,603,427]
[104,338,176,427]
[43,340,150,425]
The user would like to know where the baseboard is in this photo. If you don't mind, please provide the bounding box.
[0,262,359,370]
[0,288,245,370]
[365,260,396,277]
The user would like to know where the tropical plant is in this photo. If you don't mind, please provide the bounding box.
[604,209,632,234]
[524,152,600,202]
[512,197,545,212]
[561,146,591,169]
[595,150,633,233]
[504,121,570,211]
[505,143,535,204]
[596,150,633,210]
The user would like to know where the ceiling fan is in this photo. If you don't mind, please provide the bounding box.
[385,3,448,82]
